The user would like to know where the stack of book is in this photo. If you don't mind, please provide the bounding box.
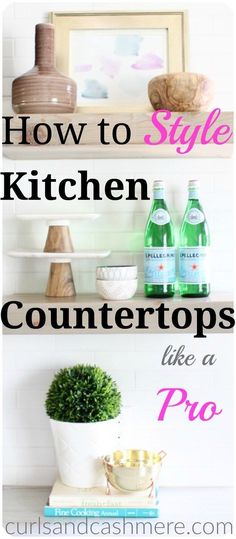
[44,480,160,518]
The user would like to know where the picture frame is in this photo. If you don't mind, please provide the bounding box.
[50,11,188,112]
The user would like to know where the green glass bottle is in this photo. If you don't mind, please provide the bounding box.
[179,180,210,297]
[144,180,176,298]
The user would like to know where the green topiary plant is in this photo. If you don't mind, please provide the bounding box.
[45,364,121,423]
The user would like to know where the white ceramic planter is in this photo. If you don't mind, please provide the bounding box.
[50,417,119,488]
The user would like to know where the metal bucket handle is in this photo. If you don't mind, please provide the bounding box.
[158,450,167,461]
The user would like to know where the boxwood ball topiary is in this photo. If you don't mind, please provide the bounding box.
[45,364,121,423]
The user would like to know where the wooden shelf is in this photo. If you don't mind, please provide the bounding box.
[3,111,233,159]
[2,292,233,335]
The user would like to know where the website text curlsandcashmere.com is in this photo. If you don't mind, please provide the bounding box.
[4,517,233,536]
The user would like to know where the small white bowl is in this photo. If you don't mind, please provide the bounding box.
[96,279,138,300]
[96,265,137,281]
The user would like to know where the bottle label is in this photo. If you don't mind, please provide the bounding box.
[144,247,176,284]
[151,209,170,225]
[188,188,198,199]
[179,247,210,284]
[186,208,205,225]
[154,188,165,200]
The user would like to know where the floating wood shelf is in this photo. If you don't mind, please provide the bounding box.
[2,293,233,335]
[3,111,233,159]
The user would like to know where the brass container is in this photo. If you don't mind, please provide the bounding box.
[103,449,166,495]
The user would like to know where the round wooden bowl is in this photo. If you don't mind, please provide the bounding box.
[148,72,214,112]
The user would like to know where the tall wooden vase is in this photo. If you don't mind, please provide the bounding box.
[12,23,77,113]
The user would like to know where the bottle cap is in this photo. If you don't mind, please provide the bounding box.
[153,180,165,189]
[188,180,199,188]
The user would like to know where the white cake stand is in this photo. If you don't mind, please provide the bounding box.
[9,214,110,297]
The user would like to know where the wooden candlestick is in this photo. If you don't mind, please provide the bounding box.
[44,223,75,297]
[9,214,110,299]
[44,225,74,253]
[46,262,76,297]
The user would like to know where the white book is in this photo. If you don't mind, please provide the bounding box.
[49,480,159,508]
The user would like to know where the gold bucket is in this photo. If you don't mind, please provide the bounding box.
[103,449,166,496]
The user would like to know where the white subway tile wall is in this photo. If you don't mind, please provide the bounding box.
[2,1,234,107]
[2,2,234,486]
[3,333,234,486]
[2,157,234,295]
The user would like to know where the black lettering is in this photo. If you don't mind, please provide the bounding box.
[54,122,87,144]
[29,171,40,200]
[136,307,155,329]
[194,307,216,338]
[59,179,76,200]
[26,308,46,329]
[75,308,97,329]
[41,173,57,200]
[126,178,149,200]
[0,171,29,200]
[112,123,131,145]
[2,115,30,145]
[115,308,133,329]
[98,303,113,329]
[78,170,102,200]
[48,308,72,329]
[34,123,52,144]
[1,301,23,329]
[98,119,110,145]
[172,308,192,329]
[219,307,235,330]
[105,179,123,200]
[156,303,170,330]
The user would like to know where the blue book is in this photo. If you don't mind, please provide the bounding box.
[44,506,159,518]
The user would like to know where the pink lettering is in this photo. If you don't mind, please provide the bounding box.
[201,108,222,143]
[144,108,233,155]
[143,110,170,146]
[157,388,187,420]
[157,387,222,422]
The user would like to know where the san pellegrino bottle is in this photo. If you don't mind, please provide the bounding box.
[144,180,176,297]
[179,180,210,297]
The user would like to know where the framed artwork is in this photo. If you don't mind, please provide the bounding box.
[50,12,188,112]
